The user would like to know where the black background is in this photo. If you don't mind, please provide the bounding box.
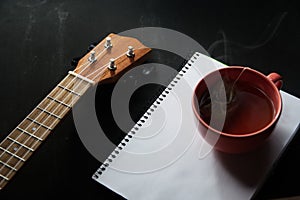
[0,0,299,199]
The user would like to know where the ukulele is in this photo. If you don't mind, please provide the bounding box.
[0,33,151,190]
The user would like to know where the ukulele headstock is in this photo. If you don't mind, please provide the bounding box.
[74,33,151,84]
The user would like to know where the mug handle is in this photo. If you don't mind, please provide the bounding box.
[267,73,283,90]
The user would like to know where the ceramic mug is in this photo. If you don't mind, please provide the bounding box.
[192,66,283,154]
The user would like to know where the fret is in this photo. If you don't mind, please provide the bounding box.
[0,163,17,181]
[38,98,69,119]
[47,96,72,108]
[65,72,94,92]
[0,160,17,171]
[28,108,60,130]
[48,87,80,107]
[0,139,32,161]
[16,127,43,141]
[10,128,42,150]
[0,173,9,181]
[0,148,24,169]
[18,118,51,140]
[7,137,34,152]
[0,147,25,162]
[36,107,62,119]
[26,117,53,131]
[58,84,82,96]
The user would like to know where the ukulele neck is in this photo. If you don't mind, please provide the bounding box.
[0,33,151,191]
[0,71,93,189]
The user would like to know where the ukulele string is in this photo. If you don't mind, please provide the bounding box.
[0,81,91,183]
[74,47,108,72]
[86,46,143,80]
[0,47,114,180]
[0,78,90,182]
[0,46,142,182]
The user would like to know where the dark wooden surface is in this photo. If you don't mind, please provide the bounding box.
[0,0,299,199]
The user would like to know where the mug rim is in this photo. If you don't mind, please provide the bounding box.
[192,66,282,138]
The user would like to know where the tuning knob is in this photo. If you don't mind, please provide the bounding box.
[126,46,135,58]
[88,50,96,63]
[108,58,117,70]
[104,37,112,48]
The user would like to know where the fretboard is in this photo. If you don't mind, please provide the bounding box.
[0,72,93,190]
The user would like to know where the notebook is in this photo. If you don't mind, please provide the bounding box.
[92,52,300,200]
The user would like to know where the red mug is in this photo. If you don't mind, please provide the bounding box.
[192,66,283,154]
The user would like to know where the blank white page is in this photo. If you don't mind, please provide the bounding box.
[93,53,300,200]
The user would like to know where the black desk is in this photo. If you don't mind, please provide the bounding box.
[0,0,299,199]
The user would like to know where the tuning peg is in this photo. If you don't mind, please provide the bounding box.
[126,46,135,58]
[104,37,112,48]
[108,58,117,70]
[88,50,96,63]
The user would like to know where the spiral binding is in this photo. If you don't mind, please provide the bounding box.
[92,52,201,179]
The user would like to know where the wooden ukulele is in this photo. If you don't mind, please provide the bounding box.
[0,33,151,190]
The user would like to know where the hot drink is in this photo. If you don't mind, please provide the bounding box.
[198,79,275,134]
[192,66,282,153]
